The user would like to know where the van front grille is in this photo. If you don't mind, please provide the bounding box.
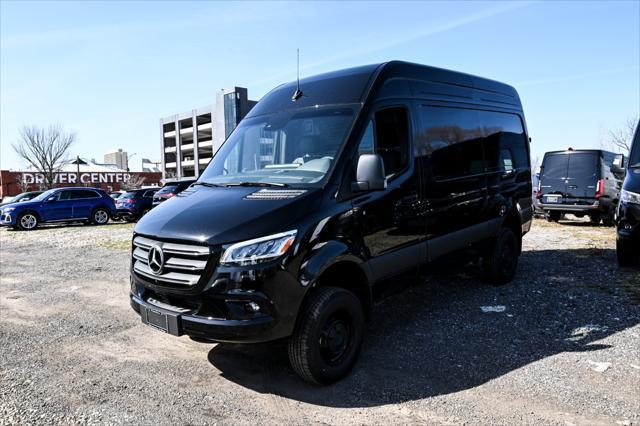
[132,236,210,287]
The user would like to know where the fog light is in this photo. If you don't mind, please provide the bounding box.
[625,223,632,231]
[245,302,260,313]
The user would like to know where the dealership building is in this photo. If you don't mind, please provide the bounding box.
[160,87,256,179]
[0,158,162,198]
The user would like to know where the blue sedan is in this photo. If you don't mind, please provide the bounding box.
[0,187,117,230]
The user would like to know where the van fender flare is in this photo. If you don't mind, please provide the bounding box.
[298,240,372,289]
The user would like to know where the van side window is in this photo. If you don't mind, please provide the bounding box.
[356,108,409,178]
[417,106,484,179]
[479,111,529,172]
[357,121,375,156]
[374,108,409,177]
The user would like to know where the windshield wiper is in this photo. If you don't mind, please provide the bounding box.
[192,181,223,187]
[224,181,289,188]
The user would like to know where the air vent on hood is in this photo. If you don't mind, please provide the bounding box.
[244,189,307,200]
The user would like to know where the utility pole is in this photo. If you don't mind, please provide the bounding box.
[76,155,81,186]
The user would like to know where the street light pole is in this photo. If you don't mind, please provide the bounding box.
[76,155,81,186]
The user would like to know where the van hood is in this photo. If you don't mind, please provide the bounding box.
[134,186,322,245]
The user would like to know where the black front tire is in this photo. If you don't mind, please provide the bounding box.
[16,212,39,231]
[288,287,364,385]
[482,227,519,285]
[617,239,638,267]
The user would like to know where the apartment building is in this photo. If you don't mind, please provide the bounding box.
[160,87,257,179]
[104,149,128,171]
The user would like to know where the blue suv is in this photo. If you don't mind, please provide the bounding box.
[0,187,116,230]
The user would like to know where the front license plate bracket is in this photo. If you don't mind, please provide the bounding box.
[141,305,181,336]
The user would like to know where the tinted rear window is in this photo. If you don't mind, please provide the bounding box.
[121,192,138,199]
[542,154,568,179]
[567,152,598,178]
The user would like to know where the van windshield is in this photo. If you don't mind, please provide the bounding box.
[198,106,357,186]
[630,128,640,167]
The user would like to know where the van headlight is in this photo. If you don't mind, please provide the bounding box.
[620,189,640,205]
[220,230,297,266]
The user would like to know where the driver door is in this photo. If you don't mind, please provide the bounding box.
[353,105,426,282]
[43,190,74,221]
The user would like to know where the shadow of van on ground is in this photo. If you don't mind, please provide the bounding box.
[208,247,639,408]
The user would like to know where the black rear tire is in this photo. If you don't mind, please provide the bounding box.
[287,287,364,385]
[589,213,601,226]
[482,227,519,285]
[617,239,638,267]
[547,211,561,222]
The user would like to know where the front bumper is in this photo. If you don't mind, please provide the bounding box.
[130,292,275,342]
[0,212,15,226]
[129,254,305,343]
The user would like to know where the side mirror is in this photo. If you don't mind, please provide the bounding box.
[612,154,625,174]
[352,154,387,192]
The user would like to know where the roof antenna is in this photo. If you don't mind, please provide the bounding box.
[291,48,303,102]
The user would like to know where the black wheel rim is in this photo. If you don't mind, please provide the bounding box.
[319,313,352,365]
[501,239,516,275]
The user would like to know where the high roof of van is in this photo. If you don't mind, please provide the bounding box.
[247,61,521,118]
[543,149,616,156]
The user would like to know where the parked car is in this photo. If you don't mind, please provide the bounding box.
[0,191,45,208]
[129,61,532,384]
[615,122,640,266]
[538,149,625,225]
[109,191,125,200]
[0,187,116,230]
[151,179,196,207]
[115,188,159,222]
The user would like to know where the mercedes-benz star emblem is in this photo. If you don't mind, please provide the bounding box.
[148,245,164,275]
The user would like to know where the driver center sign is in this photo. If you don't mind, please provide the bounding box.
[21,172,131,184]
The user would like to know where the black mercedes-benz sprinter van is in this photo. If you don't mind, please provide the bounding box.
[130,61,532,384]
[615,122,640,266]
[538,149,624,225]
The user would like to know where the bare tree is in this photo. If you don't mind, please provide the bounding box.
[122,174,146,190]
[602,116,638,154]
[12,124,76,189]
[14,175,30,193]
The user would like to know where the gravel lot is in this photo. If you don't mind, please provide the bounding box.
[1,218,639,425]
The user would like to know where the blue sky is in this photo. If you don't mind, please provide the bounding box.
[1,0,638,170]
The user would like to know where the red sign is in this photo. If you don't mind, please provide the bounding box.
[0,170,163,198]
